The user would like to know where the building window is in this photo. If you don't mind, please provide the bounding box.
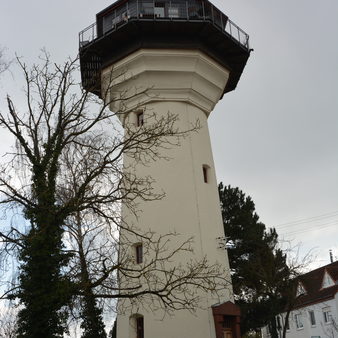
[168,6,179,18]
[323,308,332,324]
[136,316,144,338]
[321,270,334,289]
[154,2,165,17]
[135,243,143,264]
[309,310,316,326]
[130,314,144,338]
[202,165,210,183]
[222,315,232,329]
[136,111,144,127]
[295,314,303,329]
[296,282,307,296]
[140,2,154,18]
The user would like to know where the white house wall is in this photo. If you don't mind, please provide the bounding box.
[261,297,338,338]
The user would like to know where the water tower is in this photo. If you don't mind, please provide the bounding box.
[79,1,250,337]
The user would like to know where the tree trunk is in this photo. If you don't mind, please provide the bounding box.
[282,310,291,338]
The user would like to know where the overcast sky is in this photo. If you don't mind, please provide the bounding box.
[0,0,337,270]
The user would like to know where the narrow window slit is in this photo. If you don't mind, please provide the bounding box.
[136,111,144,127]
[135,243,143,264]
[136,316,144,338]
[202,165,209,183]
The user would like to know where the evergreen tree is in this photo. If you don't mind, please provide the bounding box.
[218,183,290,336]
[17,215,72,338]
[80,290,107,338]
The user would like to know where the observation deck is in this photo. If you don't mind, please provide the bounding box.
[79,0,251,96]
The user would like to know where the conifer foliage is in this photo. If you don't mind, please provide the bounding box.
[219,183,292,337]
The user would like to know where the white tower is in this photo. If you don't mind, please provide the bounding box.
[79,1,250,337]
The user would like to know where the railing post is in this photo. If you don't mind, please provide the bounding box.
[202,1,205,20]
[186,1,189,19]
[137,0,139,18]
[169,1,172,20]
[211,4,214,23]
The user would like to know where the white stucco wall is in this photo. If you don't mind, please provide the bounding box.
[261,297,338,338]
[102,49,234,338]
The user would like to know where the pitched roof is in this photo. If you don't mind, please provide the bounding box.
[294,260,338,309]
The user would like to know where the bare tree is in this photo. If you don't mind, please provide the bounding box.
[0,53,230,337]
[0,47,11,75]
[66,211,228,308]
[279,247,316,338]
[322,318,338,338]
[0,302,18,338]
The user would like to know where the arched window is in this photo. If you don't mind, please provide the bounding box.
[129,314,144,338]
[136,111,144,127]
[134,243,143,264]
[202,164,210,183]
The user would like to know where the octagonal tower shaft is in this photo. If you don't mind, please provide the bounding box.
[103,49,234,338]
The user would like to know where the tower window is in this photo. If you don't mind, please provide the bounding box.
[154,2,165,17]
[136,111,144,127]
[130,314,144,338]
[135,243,143,264]
[136,316,144,338]
[202,165,210,183]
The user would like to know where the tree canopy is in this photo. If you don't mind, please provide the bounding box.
[219,183,295,337]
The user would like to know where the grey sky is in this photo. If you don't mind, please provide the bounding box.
[0,0,337,269]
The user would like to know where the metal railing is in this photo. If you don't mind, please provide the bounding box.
[79,23,97,47]
[79,0,249,50]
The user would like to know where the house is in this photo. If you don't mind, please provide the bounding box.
[261,260,338,338]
